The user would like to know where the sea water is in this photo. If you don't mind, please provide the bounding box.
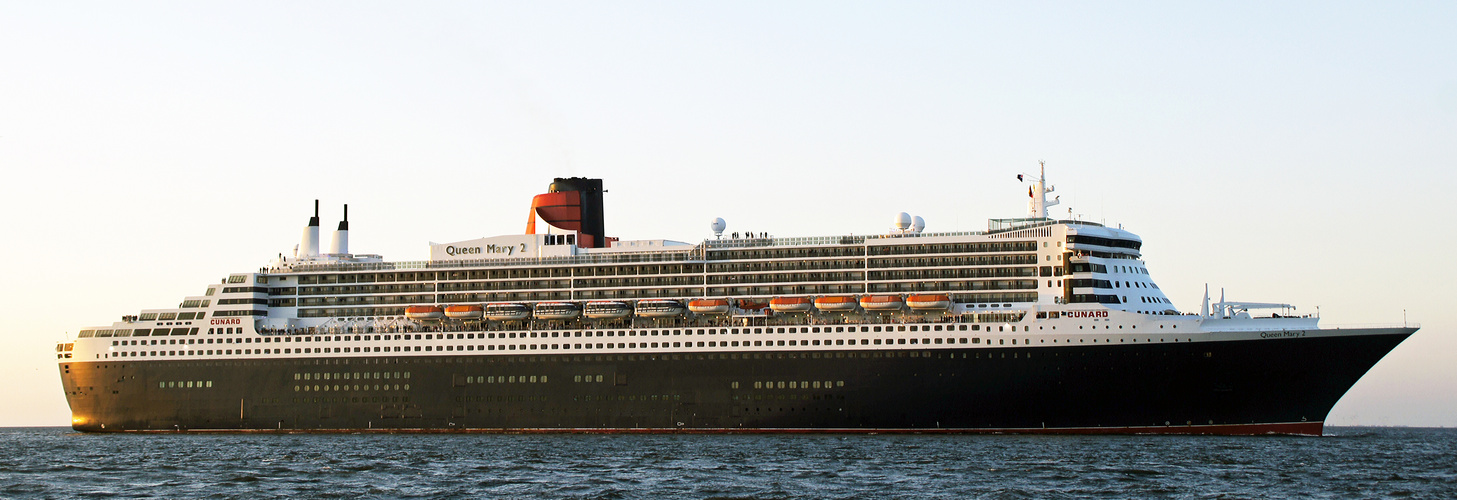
[1,427,1453,499]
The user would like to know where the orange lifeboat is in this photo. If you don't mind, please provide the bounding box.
[444,304,485,319]
[636,299,685,318]
[813,296,857,312]
[907,294,952,311]
[585,301,631,319]
[485,302,531,321]
[688,298,731,315]
[859,295,904,311]
[534,302,581,320]
[769,297,813,313]
[405,305,444,320]
[737,299,768,311]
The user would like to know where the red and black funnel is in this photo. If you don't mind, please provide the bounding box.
[527,177,606,248]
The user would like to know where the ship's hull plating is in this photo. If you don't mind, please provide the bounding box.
[60,328,1412,436]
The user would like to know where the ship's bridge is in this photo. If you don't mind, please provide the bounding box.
[1064,225,1142,259]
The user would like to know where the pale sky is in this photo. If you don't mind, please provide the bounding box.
[2,2,1453,427]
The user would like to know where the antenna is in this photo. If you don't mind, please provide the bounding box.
[711,218,726,239]
[1019,161,1059,219]
[1201,284,1210,317]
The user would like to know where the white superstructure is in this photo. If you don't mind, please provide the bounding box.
[57,168,1392,367]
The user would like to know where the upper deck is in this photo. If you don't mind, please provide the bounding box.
[59,172,1186,353]
[270,218,1133,274]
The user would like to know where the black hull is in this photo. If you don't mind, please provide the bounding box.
[60,329,1412,435]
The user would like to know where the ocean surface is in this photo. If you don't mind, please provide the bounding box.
[1,427,1453,499]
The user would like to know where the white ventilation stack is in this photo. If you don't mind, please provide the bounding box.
[300,199,320,258]
[329,204,349,256]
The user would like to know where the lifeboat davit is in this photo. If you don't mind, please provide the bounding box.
[444,304,485,319]
[688,298,731,315]
[405,305,444,320]
[485,302,531,321]
[860,295,905,311]
[769,297,813,313]
[636,299,685,318]
[813,296,857,312]
[907,293,952,311]
[534,302,581,320]
[585,301,631,319]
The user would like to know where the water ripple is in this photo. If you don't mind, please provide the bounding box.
[0,428,1455,499]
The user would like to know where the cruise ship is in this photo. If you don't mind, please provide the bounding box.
[57,170,1416,435]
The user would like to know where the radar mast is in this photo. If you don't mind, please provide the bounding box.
[1025,161,1061,219]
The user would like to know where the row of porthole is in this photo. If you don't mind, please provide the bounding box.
[158,380,212,389]
[1036,324,1181,331]
[1076,324,1181,330]
[465,375,547,384]
[109,331,1195,362]
[116,322,1156,346]
[458,395,548,403]
[733,380,845,390]
[453,395,684,403]
[577,394,682,402]
[102,338,1137,362]
[295,384,408,392]
[294,372,410,381]
[294,396,409,404]
[1055,338,1191,344]
[445,337,984,352]
[740,393,845,401]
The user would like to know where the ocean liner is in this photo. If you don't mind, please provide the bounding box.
[57,169,1416,435]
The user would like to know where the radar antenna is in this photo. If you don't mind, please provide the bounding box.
[710,217,726,239]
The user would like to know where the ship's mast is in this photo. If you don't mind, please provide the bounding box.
[1027,161,1060,219]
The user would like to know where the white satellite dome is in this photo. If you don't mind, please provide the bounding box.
[893,212,912,231]
[911,216,925,234]
[710,217,726,238]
